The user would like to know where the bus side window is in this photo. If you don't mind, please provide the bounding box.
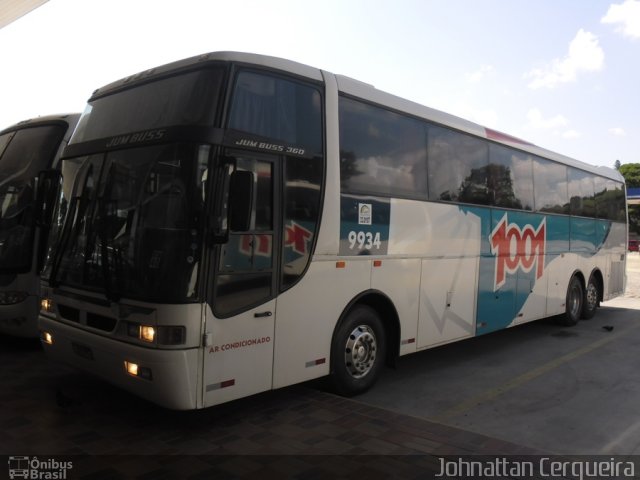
[339,96,427,199]
[281,157,322,289]
[533,157,569,214]
[568,168,595,217]
[427,125,489,205]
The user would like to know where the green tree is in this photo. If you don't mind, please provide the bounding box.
[614,159,621,170]
[618,163,640,235]
[619,163,640,188]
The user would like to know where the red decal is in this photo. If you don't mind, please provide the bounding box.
[490,214,546,290]
[285,221,312,255]
[485,128,534,146]
[240,234,272,256]
[305,358,326,368]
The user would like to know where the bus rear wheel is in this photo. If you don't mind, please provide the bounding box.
[330,305,386,396]
[560,275,583,326]
[581,275,600,320]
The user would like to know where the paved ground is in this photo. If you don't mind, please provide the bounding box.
[2,257,640,478]
[358,300,640,455]
[0,335,543,479]
[356,254,640,456]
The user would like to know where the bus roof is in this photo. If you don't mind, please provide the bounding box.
[87,51,623,184]
[89,51,323,100]
[0,113,81,135]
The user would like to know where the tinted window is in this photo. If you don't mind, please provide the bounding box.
[428,125,489,204]
[282,157,322,290]
[568,168,595,217]
[0,125,65,183]
[71,68,224,143]
[229,71,323,153]
[595,177,626,221]
[488,144,534,210]
[533,157,568,214]
[52,145,208,303]
[339,97,427,198]
[0,132,13,158]
[0,125,66,273]
[215,157,274,316]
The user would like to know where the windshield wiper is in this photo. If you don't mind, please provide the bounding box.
[48,196,79,288]
[97,198,122,303]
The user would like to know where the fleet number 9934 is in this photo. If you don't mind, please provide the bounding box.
[347,231,382,250]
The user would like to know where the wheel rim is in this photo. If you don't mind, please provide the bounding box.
[568,283,582,318]
[585,283,598,311]
[344,325,377,379]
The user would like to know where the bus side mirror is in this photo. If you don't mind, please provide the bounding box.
[35,169,62,228]
[228,170,253,232]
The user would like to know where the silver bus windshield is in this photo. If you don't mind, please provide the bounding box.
[0,125,65,272]
[50,143,209,303]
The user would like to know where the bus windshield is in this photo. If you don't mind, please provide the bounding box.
[46,68,226,303]
[0,125,65,272]
[70,68,224,144]
[50,143,209,303]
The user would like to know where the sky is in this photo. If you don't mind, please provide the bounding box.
[0,0,638,169]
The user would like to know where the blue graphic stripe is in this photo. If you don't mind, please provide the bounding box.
[462,206,611,335]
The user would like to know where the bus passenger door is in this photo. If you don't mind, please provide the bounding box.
[203,154,278,407]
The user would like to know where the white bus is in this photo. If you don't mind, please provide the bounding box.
[38,52,626,409]
[0,114,79,338]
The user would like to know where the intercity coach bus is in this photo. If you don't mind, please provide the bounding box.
[0,114,79,337]
[38,52,626,409]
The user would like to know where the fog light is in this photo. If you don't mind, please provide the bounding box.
[140,325,155,343]
[40,297,54,313]
[124,361,152,380]
[41,331,54,345]
[124,361,139,376]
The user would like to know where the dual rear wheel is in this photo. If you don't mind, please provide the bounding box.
[330,275,601,394]
[561,274,600,326]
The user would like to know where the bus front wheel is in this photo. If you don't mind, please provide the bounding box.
[330,305,386,396]
[560,275,584,326]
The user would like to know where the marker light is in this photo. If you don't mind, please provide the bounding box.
[139,325,155,343]
[41,331,54,345]
[40,297,54,313]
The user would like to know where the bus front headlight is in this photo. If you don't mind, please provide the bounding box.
[140,325,155,343]
[0,291,28,305]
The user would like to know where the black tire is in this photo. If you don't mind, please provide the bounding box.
[559,275,583,326]
[581,274,600,320]
[330,305,386,396]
